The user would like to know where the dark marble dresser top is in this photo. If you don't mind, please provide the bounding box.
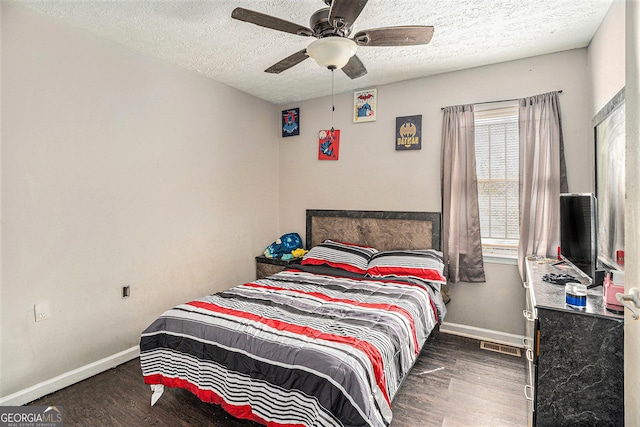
[525,256,623,322]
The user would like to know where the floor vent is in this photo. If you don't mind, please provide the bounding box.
[480,341,522,357]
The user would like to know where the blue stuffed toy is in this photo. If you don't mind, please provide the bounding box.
[264,233,303,259]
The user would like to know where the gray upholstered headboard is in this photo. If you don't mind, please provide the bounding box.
[305,210,441,252]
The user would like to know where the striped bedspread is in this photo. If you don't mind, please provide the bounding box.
[140,268,444,427]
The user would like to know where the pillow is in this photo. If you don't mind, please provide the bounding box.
[301,240,378,274]
[366,249,446,283]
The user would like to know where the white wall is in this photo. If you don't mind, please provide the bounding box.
[589,0,626,115]
[279,49,593,337]
[0,3,279,398]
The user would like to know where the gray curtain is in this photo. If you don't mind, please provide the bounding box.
[518,91,568,276]
[441,105,485,283]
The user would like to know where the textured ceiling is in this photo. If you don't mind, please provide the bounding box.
[18,0,615,105]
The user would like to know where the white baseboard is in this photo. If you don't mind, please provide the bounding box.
[439,321,525,348]
[0,346,140,406]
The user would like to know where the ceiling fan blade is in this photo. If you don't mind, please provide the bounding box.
[232,7,313,37]
[329,0,368,30]
[265,49,309,74]
[342,55,367,79]
[353,26,434,46]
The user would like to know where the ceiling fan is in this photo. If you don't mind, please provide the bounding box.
[231,0,434,79]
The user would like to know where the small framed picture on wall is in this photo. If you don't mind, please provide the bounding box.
[353,89,377,123]
[395,115,422,150]
[282,108,300,137]
[318,129,340,160]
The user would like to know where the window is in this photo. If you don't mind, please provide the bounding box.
[474,104,519,258]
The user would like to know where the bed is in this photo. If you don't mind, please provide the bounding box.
[140,210,446,427]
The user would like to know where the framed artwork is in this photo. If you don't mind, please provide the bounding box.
[353,89,377,123]
[282,108,300,137]
[395,115,422,150]
[318,129,340,160]
[594,88,625,270]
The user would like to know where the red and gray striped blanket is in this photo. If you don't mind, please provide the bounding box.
[140,267,445,427]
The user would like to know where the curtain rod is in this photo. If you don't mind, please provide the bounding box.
[440,90,563,110]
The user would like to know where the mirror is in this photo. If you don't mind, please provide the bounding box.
[594,88,625,271]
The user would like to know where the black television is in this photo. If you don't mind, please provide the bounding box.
[559,193,597,281]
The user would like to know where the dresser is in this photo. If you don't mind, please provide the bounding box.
[523,257,624,427]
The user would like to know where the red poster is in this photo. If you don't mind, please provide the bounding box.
[318,129,340,160]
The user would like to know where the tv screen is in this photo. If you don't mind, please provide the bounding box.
[560,193,597,280]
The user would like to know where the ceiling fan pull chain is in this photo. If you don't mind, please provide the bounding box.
[331,68,335,132]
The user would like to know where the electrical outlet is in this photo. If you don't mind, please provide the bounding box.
[122,285,130,299]
[34,302,52,322]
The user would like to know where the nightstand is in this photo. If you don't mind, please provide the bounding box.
[255,256,302,280]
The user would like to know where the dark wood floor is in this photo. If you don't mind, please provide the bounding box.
[29,332,527,427]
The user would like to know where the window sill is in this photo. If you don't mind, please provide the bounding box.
[483,254,518,266]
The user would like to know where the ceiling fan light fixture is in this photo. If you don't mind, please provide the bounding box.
[307,37,357,70]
